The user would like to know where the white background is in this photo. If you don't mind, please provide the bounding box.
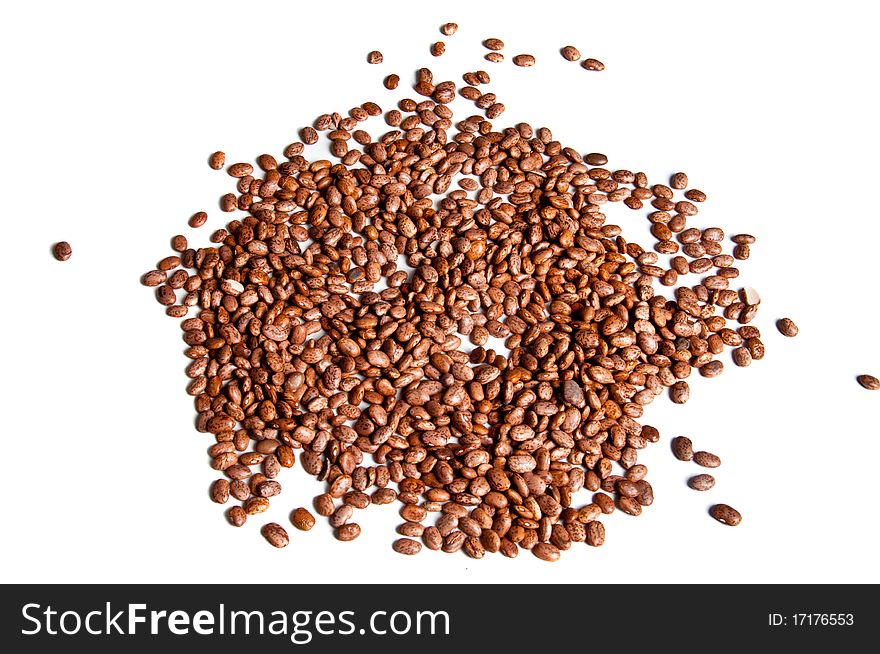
[1,0,878,584]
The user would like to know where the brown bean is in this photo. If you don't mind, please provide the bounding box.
[585,521,605,546]
[857,374,880,390]
[314,493,335,517]
[227,163,253,178]
[208,151,225,169]
[693,451,721,468]
[618,496,642,516]
[671,436,694,461]
[397,522,425,537]
[53,242,72,261]
[423,526,443,551]
[227,506,247,527]
[189,211,208,228]
[670,172,688,189]
[261,523,289,548]
[688,474,715,491]
[581,58,605,71]
[329,504,353,528]
[776,318,799,337]
[670,381,690,404]
[532,542,560,562]
[334,523,361,541]
[301,126,318,144]
[561,45,581,61]
[393,538,422,555]
[291,507,316,531]
[440,22,458,36]
[732,347,752,367]
[367,51,383,64]
[700,360,724,378]
[210,479,230,504]
[709,504,742,526]
[171,235,188,252]
[244,497,270,515]
[513,54,536,67]
[142,270,166,287]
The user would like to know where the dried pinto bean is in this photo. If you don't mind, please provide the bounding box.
[143,45,768,562]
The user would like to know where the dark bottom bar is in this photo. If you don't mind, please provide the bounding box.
[2,584,872,651]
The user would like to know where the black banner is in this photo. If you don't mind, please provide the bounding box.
[1,584,872,651]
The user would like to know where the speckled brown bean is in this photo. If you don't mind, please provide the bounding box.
[513,54,536,67]
[400,503,427,522]
[334,523,361,541]
[561,45,580,61]
[629,480,650,507]
[397,522,424,537]
[314,493,335,517]
[693,451,721,468]
[301,126,318,144]
[440,22,458,35]
[244,497,270,515]
[776,318,799,337]
[618,496,642,516]
[486,103,505,119]
[747,337,766,360]
[156,285,176,306]
[220,193,236,212]
[367,51,383,64]
[210,479,230,504]
[171,235,187,252]
[329,505,353,528]
[227,163,253,178]
[593,493,615,514]
[142,270,166,287]
[261,523,289,548]
[672,436,694,461]
[227,506,247,527]
[384,74,400,90]
[431,42,445,57]
[585,521,605,546]
[208,151,225,169]
[700,360,724,378]
[732,347,752,367]
[582,58,605,71]
[670,381,690,404]
[442,531,467,553]
[463,537,485,559]
[688,474,716,491]
[290,507,314,531]
[393,538,422,555]
[53,242,72,261]
[532,542,560,562]
[499,538,519,558]
[483,38,504,51]
[857,374,880,390]
[670,172,688,189]
[422,526,443,550]
[710,504,742,526]
[189,211,208,228]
